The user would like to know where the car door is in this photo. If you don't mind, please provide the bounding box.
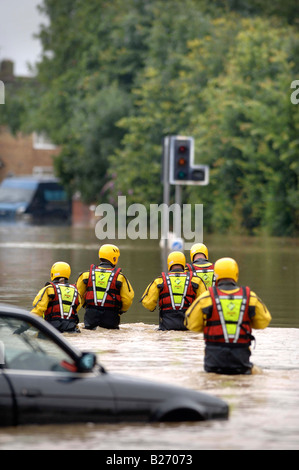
[4,370,117,425]
[0,370,15,426]
[0,314,116,425]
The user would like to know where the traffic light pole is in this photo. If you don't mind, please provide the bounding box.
[162,136,171,249]
[162,136,183,247]
[174,184,182,240]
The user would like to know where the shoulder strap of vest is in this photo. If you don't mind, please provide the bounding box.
[164,271,191,310]
[163,272,175,310]
[233,286,250,344]
[91,265,121,307]
[210,285,251,344]
[49,282,78,319]
[63,283,79,319]
[210,286,229,343]
[186,263,195,274]
[47,282,64,318]
[102,266,121,308]
[179,271,191,309]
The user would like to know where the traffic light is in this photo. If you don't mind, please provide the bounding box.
[172,139,191,182]
[168,136,209,185]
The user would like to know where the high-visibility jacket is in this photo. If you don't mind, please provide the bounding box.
[159,271,197,312]
[84,264,122,310]
[44,282,79,321]
[187,261,215,288]
[204,286,254,344]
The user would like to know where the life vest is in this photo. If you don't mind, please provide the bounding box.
[204,286,254,344]
[85,264,122,310]
[45,282,79,321]
[159,271,197,312]
[187,261,215,288]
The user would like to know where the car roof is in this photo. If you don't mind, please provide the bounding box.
[1,176,61,188]
[0,303,82,359]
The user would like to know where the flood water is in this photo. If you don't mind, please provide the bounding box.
[0,224,298,450]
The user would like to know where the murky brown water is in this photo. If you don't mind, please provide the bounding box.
[0,224,298,450]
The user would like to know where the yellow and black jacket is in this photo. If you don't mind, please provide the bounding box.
[141,268,206,330]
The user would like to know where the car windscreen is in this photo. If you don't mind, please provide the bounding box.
[0,315,77,372]
[43,187,68,202]
[0,186,37,204]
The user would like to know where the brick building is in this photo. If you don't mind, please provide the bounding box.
[0,59,95,225]
[0,126,61,180]
[0,60,60,181]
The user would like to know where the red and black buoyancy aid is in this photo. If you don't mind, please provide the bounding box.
[84,264,122,310]
[187,261,215,288]
[45,282,79,321]
[159,271,197,312]
[204,286,254,344]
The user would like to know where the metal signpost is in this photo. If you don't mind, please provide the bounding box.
[161,135,209,250]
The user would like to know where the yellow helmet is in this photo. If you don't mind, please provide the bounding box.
[167,251,186,270]
[214,257,239,283]
[98,244,120,265]
[190,243,208,261]
[51,262,71,281]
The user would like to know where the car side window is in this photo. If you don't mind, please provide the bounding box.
[0,316,77,372]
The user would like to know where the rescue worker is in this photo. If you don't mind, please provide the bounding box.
[186,243,215,288]
[185,257,272,375]
[31,261,81,333]
[76,244,134,330]
[141,251,207,331]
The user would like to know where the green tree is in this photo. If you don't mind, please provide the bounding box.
[108,11,240,206]
[188,18,299,235]
[26,0,152,202]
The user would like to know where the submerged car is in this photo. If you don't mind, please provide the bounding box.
[0,304,229,427]
[0,175,71,223]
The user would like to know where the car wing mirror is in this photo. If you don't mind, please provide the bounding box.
[77,352,97,372]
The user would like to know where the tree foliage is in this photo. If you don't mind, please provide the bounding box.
[2,0,299,235]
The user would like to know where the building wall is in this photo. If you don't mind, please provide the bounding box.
[0,60,60,181]
[0,125,60,181]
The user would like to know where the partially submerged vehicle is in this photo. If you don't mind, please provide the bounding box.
[0,304,229,426]
[0,175,71,223]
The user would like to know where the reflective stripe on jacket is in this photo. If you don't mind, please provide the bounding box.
[85,264,122,310]
[187,261,215,288]
[204,286,253,344]
[159,271,197,312]
[45,282,79,321]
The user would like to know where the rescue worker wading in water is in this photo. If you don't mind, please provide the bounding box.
[186,243,215,288]
[141,251,207,331]
[76,244,134,330]
[185,257,272,375]
[31,262,81,333]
